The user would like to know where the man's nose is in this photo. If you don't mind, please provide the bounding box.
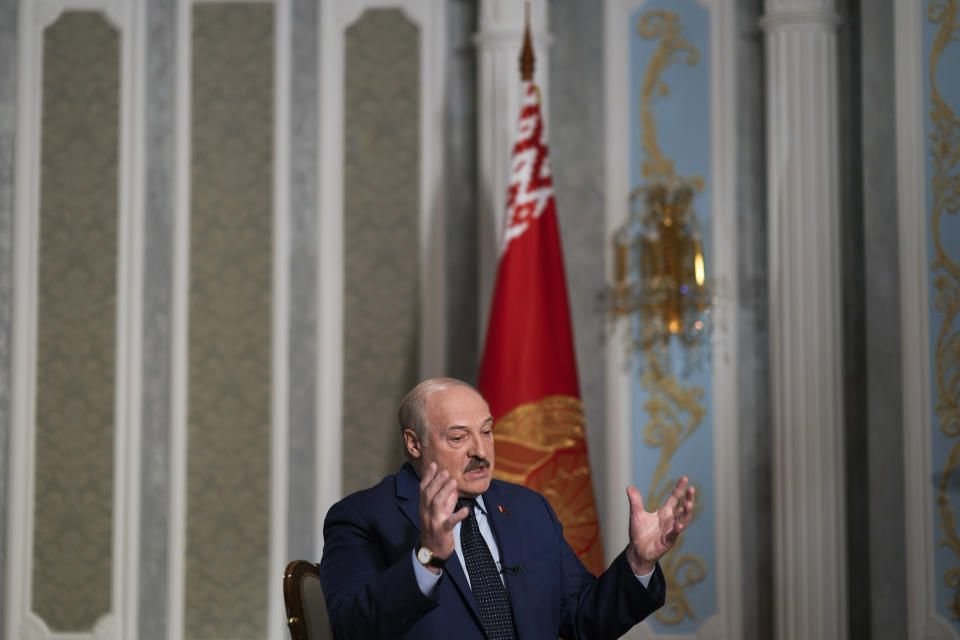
[469,433,487,457]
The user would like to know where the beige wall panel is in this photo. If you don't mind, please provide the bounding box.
[185,4,274,638]
[31,11,118,632]
[342,9,421,495]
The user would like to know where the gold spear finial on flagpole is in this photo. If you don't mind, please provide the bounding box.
[519,1,534,82]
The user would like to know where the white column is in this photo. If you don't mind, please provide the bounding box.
[474,0,550,339]
[760,2,847,639]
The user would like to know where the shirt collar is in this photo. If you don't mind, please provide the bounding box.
[474,494,488,515]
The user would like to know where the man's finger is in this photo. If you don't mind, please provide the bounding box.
[419,462,437,489]
[679,496,695,524]
[626,485,644,513]
[673,476,689,497]
[444,506,469,530]
[421,468,450,504]
[429,477,458,512]
[422,469,449,502]
[662,476,690,512]
[440,478,460,509]
[679,486,695,516]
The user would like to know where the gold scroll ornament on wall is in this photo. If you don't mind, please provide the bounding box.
[928,0,960,621]
[635,8,708,625]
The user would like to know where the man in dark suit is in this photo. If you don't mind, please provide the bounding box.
[319,377,695,639]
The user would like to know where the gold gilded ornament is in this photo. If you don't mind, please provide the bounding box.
[636,9,704,192]
[640,352,707,624]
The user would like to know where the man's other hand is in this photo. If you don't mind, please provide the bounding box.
[625,477,696,576]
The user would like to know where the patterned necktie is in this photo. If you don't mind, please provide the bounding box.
[456,498,516,640]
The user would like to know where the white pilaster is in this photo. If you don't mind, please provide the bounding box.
[896,0,959,636]
[760,2,847,639]
[474,0,550,340]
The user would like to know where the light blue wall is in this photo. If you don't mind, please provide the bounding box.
[627,0,715,634]
[924,0,960,629]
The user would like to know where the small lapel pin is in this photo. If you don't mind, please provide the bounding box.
[498,505,510,515]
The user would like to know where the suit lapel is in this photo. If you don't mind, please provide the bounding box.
[396,463,421,532]
[483,482,530,636]
[484,482,523,575]
[443,551,480,621]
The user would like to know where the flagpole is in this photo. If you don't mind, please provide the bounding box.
[520,2,533,82]
[475,0,550,346]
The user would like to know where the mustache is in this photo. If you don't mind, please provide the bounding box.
[464,457,490,473]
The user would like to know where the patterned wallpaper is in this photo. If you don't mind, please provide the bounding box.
[32,11,118,632]
[342,9,421,495]
[185,4,274,638]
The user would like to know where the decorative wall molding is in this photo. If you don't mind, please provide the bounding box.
[168,2,189,636]
[271,3,291,639]
[603,1,741,638]
[6,1,142,639]
[168,1,289,639]
[125,0,147,637]
[474,0,550,342]
[316,0,447,544]
[17,613,117,640]
[761,1,847,638]
[896,0,959,637]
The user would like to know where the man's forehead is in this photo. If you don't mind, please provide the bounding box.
[426,385,487,411]
[425,387,492,428]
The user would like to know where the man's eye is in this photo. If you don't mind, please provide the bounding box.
[451,436,464,442]
[483,430,493,437]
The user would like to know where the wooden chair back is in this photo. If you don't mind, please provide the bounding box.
[283,560,333,640]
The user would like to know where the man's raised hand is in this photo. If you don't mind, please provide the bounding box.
[624,477,696,576]
[418,462,469,574]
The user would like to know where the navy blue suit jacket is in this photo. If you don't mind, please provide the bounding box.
[319,463,665,639]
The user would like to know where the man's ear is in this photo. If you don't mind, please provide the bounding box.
[402,429,422,459]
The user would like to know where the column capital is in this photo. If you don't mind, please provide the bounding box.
[760,4,840,31]
[474,0,551,49]
[478,0,548,29]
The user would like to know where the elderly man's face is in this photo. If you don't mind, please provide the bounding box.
[415,385,495,498]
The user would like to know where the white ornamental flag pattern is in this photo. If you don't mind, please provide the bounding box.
[502,82,554,252]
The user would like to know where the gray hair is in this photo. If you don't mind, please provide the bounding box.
[398,377,476,459]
